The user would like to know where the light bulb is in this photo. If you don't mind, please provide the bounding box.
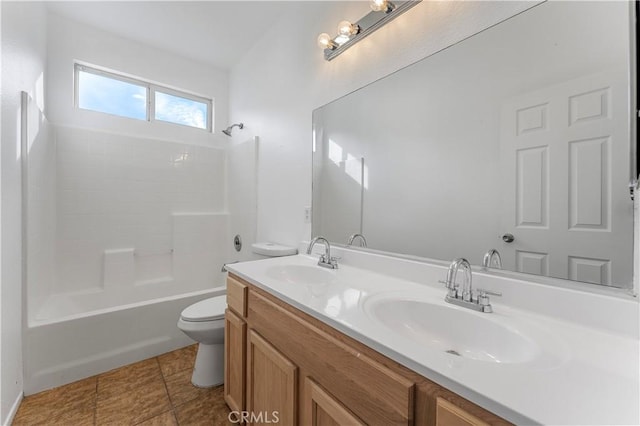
[369,0,386,11]
[338,20,359,37]
[317,33,336,50]
[370,0,394,12]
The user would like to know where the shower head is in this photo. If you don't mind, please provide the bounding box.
[222,123,244,136]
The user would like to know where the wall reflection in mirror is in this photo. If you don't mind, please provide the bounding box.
[312,1,636,289]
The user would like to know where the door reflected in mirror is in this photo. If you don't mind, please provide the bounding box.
[312,1,636,289]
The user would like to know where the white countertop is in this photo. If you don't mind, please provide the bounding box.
[227,252,639,425]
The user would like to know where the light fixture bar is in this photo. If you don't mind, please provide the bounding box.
[323,0,422,61]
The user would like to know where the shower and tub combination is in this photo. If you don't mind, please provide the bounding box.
[22,98,257,394]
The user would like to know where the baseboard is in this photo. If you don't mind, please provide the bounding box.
[3,391,24,426]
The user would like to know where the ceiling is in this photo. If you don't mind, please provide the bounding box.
[46,1,292,70]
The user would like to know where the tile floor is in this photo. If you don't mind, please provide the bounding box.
[13,345,232,425]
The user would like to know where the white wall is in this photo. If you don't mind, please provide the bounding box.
[46,11,229,146]
[0,1,48,423]
[229,1,539,248]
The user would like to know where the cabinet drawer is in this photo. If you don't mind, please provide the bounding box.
[436,397,489,426]
[227,275,248,317]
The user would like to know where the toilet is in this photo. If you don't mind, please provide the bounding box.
[177,295,226,387]
[177,242,296,388]
[251,242,298,259]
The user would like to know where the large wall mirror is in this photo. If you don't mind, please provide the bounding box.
[312,1,637,290]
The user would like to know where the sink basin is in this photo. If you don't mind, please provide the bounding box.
[365,298,540,364]
[266,264,336,285]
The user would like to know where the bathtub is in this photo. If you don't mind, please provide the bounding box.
[24,285,225,395]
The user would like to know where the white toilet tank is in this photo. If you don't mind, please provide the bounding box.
[251,242,297,259]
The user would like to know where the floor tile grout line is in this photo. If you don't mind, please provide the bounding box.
[128,357,174,426]
[158,345,198,381]
[157,356,173,403]
[158,355,178,412]
[161,365,196,382]
[157,356,183,426]
[93,375,98,426]
[96,356,175,425]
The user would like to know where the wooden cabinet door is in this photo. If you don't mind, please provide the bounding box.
[224,309,246,413]
[436,397,489,426]
[247,329,297,425]
[303,377,364,426]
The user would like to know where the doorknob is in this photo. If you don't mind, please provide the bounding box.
[502,233,515,243]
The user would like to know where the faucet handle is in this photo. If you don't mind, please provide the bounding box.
[476,288,502,297]
[320,254,338,262]
[438,280,457,298]
[438,279,456,290]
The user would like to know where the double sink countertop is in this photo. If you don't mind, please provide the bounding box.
[226,251,639,425]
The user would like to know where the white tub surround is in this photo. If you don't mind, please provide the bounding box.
[226,250,639,425]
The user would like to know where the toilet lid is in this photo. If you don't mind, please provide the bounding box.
[180,296,226,322]
[251,242,298,257]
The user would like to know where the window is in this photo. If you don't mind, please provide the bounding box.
[77,67,147,121]
[154,90,208,130]
[75,64,213,131]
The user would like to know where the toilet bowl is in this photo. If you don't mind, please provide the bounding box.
[177,295,226,388]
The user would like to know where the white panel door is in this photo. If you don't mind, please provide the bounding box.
[500,69,633,286]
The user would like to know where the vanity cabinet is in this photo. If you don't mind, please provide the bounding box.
[225,274,510,426]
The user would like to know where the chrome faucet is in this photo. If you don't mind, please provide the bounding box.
[347,233,367,247]
[444,258,473,301]
[441,257,501,313]
[482,249,502,269]
[306,236,338,269]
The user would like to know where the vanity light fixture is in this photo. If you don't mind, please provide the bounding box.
[317,0,421,61]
